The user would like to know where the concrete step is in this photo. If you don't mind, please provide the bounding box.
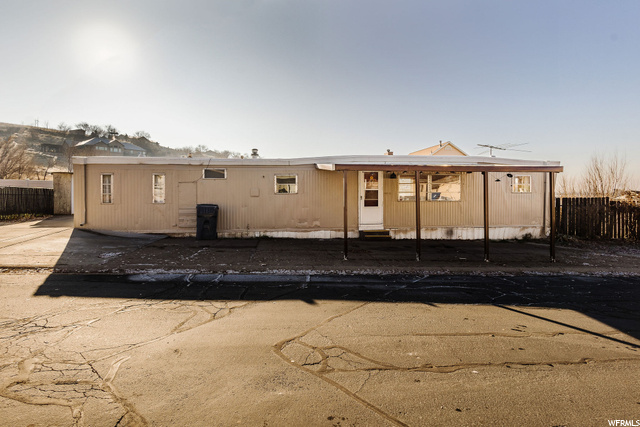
[359,230,392,240]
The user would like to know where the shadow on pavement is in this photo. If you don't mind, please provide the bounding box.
[52,228,165,271]
[28,215,74,228]
[35,273,640,346]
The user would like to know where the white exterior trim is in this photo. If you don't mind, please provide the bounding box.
[72,155,560,168]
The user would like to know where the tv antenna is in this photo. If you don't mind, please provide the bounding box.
[476,143,531,157]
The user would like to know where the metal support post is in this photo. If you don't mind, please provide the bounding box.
[415,170,421,261]
[483,171,490,262]
[343,170,348,260]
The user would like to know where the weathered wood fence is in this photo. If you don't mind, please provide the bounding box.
[0,187,54,215]
[555,197,640,240]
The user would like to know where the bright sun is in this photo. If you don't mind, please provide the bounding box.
[74,23,137,78]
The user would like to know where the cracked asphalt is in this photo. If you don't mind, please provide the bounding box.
[1,217,640,426]
[2,273,639,426]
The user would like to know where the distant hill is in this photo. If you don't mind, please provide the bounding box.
[0,122,245,159]
[0,122,177,157]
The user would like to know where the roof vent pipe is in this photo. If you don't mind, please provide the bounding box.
[439,140,442,147]
[251,148,259,159]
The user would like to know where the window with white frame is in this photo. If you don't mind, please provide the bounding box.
[153,173,165,203]
[101,174,113,204]
[203,168,226,179]
[275,175,297,194]
[513,175,531,193]
[398,173,461,201]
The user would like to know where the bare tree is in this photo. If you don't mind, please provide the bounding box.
[60,143,77,172]
[0,136,36,179]
[76,122,91,135]
[88,124,104,137]
[57,122,71,132]
[104,124,118,137]
[133,130,151,139]
[557,174,579,197]
[582,151,629,197]
[34,155,56,180]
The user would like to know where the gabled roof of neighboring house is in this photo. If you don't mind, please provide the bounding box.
[410,141,467,156]
[121,142,145,152]
[75,137,143,151]
[75,137,112,147]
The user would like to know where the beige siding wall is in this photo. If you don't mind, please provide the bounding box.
[75,164,358,234]
[74,164,548,237]
[191,166,356,233]
[384,171,546,231]
[74,164,177,231]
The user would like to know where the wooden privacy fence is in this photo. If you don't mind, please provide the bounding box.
[0,187,54,215]
[555,197,640,240]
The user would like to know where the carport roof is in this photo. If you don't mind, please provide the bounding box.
[316,155,563,173]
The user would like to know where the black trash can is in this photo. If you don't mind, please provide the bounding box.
[196,204,219,240]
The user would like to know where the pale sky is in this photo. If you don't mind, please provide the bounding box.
[1,0,639,185]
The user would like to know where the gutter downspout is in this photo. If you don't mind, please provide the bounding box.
[542,172,547,236]
[80,162,87,226]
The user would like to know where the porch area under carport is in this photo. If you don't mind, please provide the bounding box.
[317,158,563,263]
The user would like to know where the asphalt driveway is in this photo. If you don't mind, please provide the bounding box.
[1,272,639,426]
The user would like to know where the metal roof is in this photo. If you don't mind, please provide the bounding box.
[120,142,145,151]
[75,137,111,147]
[72,155,562,172]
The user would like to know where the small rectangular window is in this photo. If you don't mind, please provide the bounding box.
[203,168,226,179]
[101,174,113,204]
[275,175,297,194]
[513,175,531,193]
[153,173,165,203]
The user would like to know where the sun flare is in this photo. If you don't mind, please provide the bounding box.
[73,23,137,78]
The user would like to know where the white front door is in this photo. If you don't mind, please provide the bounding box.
[358,171,384,230]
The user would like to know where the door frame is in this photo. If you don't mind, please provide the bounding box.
[358,170,384,230]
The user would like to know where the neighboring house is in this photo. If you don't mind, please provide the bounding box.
[410,141,467,156]
[72,155,562,242]
[74,137,118,156]
[121,142,146,157]
[40,139,74,154]
[74,137,145,157]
